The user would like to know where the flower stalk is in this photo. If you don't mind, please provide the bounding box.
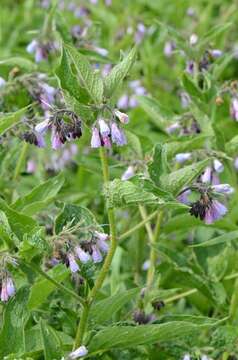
[73,147,117,349]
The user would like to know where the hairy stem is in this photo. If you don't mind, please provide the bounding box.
[146,211,163,288]
[23,261,85,305]
[119,210,158,243]
[73,147,117,349]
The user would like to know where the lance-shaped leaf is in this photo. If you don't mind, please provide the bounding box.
[56,47,90,103]
[0,287,30,358]
[191,230,238,248]
[104,46,137,98]
[89,321,216,352]
[0,198,37,240]
[104,179,163,208]
[40,320,62,360]
[54,203,98,234]
[0,57,36,71]
[160,158,210,195]
[148,143,169,187]
[64,43,104,104]
[89,288,139,324]
[136,96,169,132]
[0,106,29,136]
[12,173,65,215]
[165,135,209,158]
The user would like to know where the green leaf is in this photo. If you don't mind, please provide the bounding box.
[0,210,19,248]
[19,228,49,260]
[90,288,139,324]
[0,287,30,358]
[104,47,137,97]
[136,96,169,131]
[165,135,209,158]
[125,130,143,158]
[160,158,210,195]
[191,230,238,248]
[0,106,29,136]
[104,179,163,208]
[0,57,36,71]
[148,143,168,186]
[64,43,104,104]
[56,47,90,103]
[89,321,215,352]
[0,198,37,240]
[28,264,70,310]
[40,320,62,360]
[12,173,65,215]
[54,203,98,234]
[182,72,203,100]
[198,23,232,50]
[63,92,96,124]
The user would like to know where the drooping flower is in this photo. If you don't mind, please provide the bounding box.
[166,122,181,134]
[189,33,198,46]
[68,345,88,359]
[91,127,101,148]
[117,94,129,109]
[114,110,129,124]
[1,276,15,302]
[95,232,109,253]
[190,194,227,224]
[68,254,79,273]
[204,199,227,224]
[51,126,63,150]
[213,159,224,173]
[75,246,91,263]
[230,98,238,121]
[186,60,195,74]
[177,189,191,204]
[175,152,191,164]
[211,184,234,194]
[26,160,37,174]
[111,122,127,146]
[91,245,102,263]
[0,77,6,88]
[101,135,112,148]
[201,166,212,183]
[234,157,238,170]
[163,41,176,57]
[98,119,110,136]
[35,119,50,134]
[121,166,135,181]
[22,131,45,148]
[210,49,223,58]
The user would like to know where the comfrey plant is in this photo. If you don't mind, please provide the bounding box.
[1,2,238,360]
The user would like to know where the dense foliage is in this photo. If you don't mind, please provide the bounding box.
[0,0,238,359]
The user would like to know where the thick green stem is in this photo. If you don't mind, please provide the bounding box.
[146,211,163,288]
[73,147,117,349]
[119,210,158,243]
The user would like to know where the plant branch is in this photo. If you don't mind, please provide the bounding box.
[22,260,85,306]
[73,147,117,349]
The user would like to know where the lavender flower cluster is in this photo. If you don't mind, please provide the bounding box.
[91,110,129,148]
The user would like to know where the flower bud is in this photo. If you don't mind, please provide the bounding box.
[114,110,129,124]
[211,184,234,194]
[69,345,88,359]
[175,152,191,164]
[121,166,134,181]
[213,159,224,173]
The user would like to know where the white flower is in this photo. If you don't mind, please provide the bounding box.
[98,119,110,136]
[114,110,129,124]
[0,77,6,88]
[189,33,198,45]
[211,184,234,194]
[69,345,88,359]
[35,119,50,133]
[213,159,224,173]
[121,166,134,181]
[175,152,191,163]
